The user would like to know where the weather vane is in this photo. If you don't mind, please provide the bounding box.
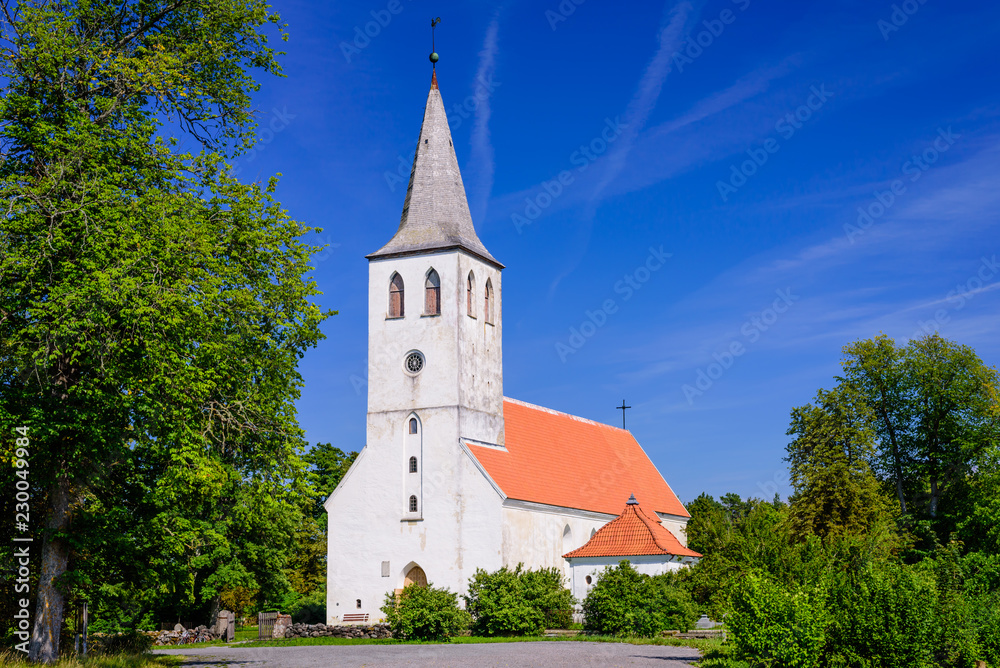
[430,17,441,69]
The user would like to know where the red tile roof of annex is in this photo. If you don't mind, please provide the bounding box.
[465,398,690,519]
[562,497,702,559]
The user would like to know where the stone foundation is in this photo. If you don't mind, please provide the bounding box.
[146,626,220,646]
[281,623,393,639]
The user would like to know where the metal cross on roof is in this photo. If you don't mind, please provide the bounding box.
[617,400,631,430]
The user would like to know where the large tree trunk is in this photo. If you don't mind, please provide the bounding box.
[28,476,73,664]
[875,385,908,514]
[209,594,222,630]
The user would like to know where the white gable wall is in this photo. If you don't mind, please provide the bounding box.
[325,408,504,621]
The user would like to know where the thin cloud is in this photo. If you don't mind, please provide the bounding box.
[468,14,501,226]
[547,1,701,298]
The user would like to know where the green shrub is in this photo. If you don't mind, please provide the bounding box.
[728,572,826,668]
[582,561,698,637]
[931,542,983,668]
[287,588,325,624]
[464,566,544,636]
[521,567,576,630]
[90,629,154,655]
[649,574,700,632]
[973,592,1000,666]
[380,583,470,641]
[825,562,936,668]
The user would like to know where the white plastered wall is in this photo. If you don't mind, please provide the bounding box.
[325,249,506,623]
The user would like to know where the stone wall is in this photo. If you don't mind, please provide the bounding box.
[145,626,220,646]
[282,623,392,640]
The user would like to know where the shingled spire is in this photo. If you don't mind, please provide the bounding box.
[367,74,501,267]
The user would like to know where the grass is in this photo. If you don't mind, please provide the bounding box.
[694,642,750,668]
[0,652,183,668]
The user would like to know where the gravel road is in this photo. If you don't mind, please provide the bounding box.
[154,641,702,667]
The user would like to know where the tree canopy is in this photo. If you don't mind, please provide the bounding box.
[0,1,331,661]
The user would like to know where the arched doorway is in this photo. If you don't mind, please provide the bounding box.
[404,565,427,588]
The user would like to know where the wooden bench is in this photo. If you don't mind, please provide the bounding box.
[341,613,369,624]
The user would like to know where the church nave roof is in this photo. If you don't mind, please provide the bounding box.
[466,398,690,520]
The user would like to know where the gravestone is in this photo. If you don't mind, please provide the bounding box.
[216,610,235,642]
[694,615,720,629]
[272,614,292,639]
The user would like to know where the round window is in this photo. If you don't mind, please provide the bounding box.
[404,351,425,375]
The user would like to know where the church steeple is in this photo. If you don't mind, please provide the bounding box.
[367,74,501,268]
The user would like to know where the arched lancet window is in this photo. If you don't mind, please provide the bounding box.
[484,278,494,324]
[408,495,418,513]
[562,524,572,553]
[409,456,418,473]
[590,528,597,539]
[467,271,476,318]
[408,418,418,435]
[424,269,440,315]
[389,273,404,318]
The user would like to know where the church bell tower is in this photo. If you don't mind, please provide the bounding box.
[363,70,505,520]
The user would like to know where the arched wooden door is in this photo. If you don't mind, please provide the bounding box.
[404,565,427,587]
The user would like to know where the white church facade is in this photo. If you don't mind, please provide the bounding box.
[325,71,697,623]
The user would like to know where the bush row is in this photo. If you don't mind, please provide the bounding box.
[377,561,698,641]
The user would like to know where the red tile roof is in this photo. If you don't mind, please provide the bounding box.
[465,398,690,519]
[563,497,702,559]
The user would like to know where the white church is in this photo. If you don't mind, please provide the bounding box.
[324,70,699,623]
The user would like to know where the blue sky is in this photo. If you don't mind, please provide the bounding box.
[242,0,1000,504]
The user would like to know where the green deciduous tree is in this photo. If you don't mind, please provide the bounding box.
[841,334,1000,543]
[785,387,898,542]
[0,1,331,661]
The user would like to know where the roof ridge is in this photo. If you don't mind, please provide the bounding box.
[632,502,675,554]
[503,396,629,433]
